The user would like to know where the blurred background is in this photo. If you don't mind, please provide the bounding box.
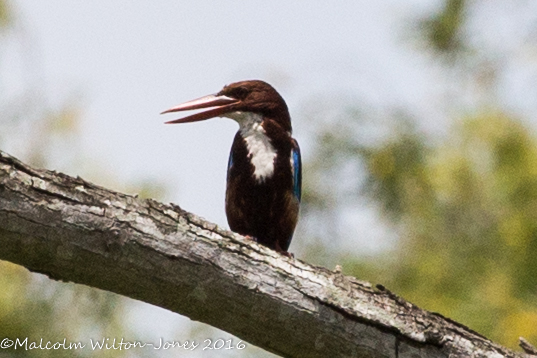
[2,0,537,356]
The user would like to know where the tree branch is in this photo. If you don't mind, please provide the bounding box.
[0,150,528,357]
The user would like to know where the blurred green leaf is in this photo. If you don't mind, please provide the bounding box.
[310,111,537,346]
[0,0,12,30]
[420,0,466,55]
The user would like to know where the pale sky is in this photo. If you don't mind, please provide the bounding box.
[6,0,438,231]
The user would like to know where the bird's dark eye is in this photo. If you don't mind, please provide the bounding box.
[231,86,249,99]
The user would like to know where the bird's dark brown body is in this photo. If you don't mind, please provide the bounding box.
[226,129,300,252]
[162,80,301,254]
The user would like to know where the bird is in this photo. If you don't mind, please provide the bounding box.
[161,80,301,255]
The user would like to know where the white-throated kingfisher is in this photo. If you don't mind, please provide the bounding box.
[161,80,301,255]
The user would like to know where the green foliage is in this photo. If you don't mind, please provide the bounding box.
[307,110,537,346]
[347,111,537,345]
[0,0,12,30]
[0,261,129,357]
[419,0,466,56]
[306,106,537,345]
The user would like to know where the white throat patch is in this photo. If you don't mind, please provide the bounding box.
[225,111,277,182]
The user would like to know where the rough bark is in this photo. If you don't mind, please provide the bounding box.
[0,150,530,358]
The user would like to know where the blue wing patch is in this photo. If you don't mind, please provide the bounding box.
[227,151,234,171]
[227,148,234,179]
[291,143,302,202]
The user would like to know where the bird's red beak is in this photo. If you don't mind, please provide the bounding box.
[161,94,238,124]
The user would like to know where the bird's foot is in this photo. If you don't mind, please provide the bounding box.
[275,249,294,258]
[244,235,258,242]
[242,236,294,258]
[280,251,294,258]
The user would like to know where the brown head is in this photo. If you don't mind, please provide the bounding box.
[162,80,292,133]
